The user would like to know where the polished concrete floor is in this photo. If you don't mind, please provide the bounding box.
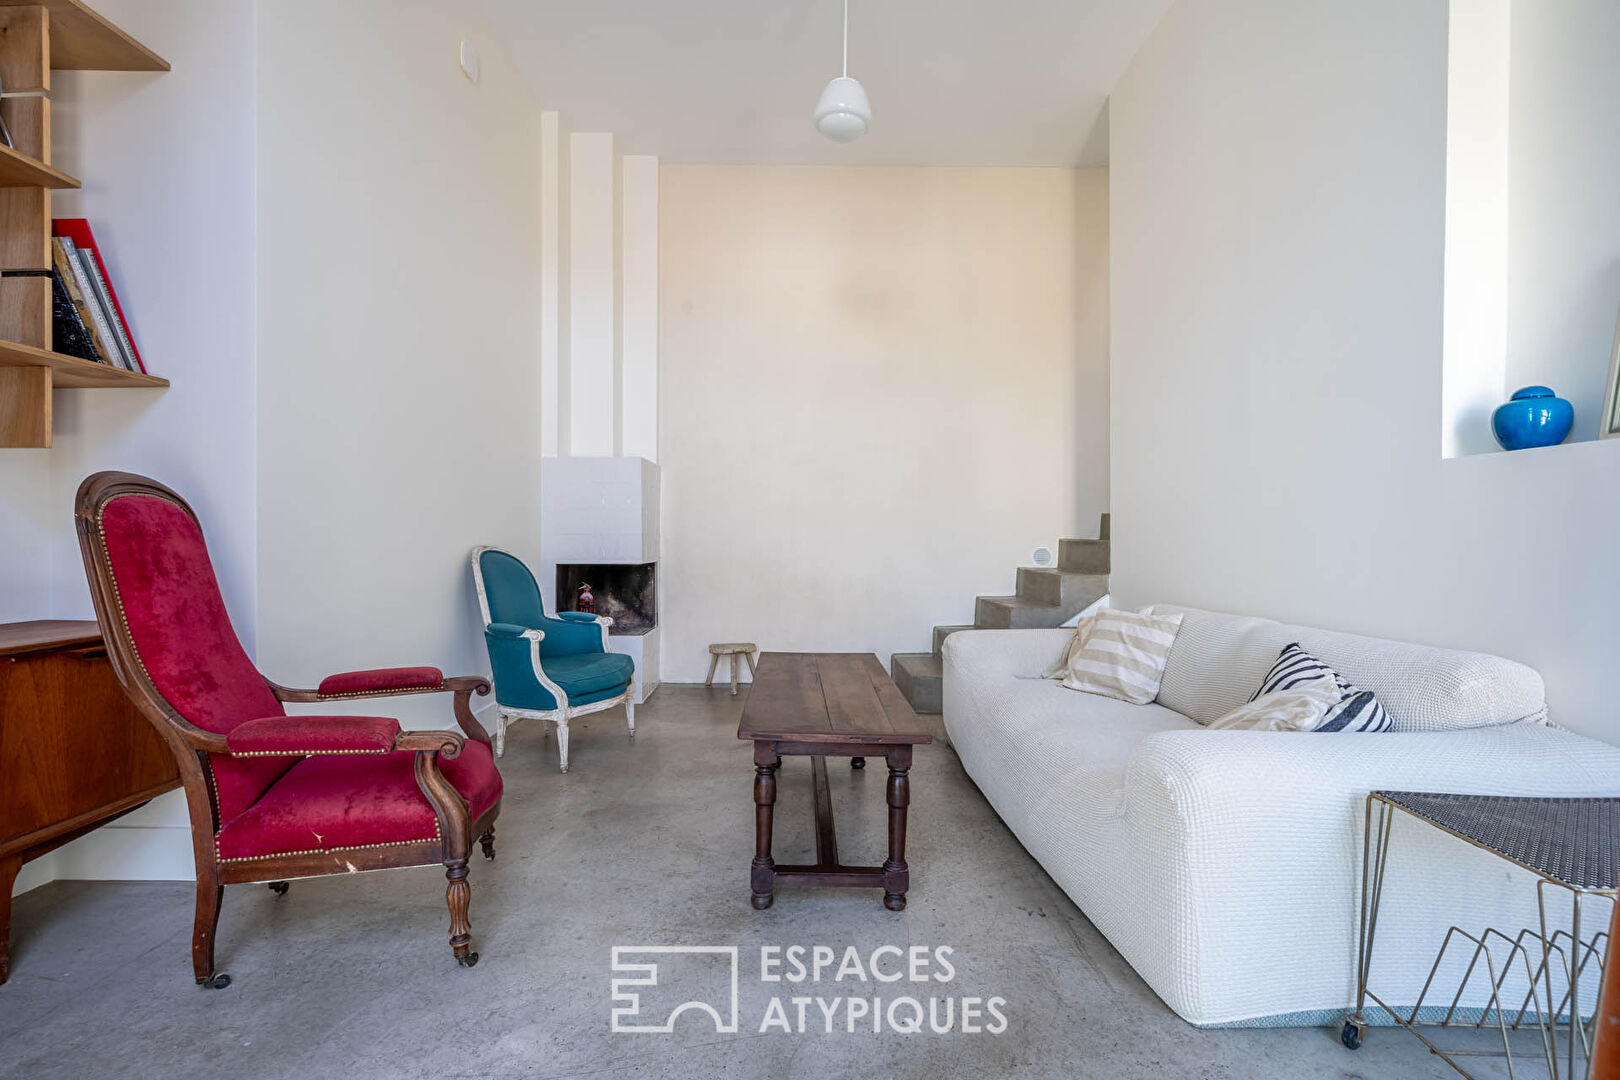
[1,686,1518,1079]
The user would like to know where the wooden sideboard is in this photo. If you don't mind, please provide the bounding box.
[0,620,180,984]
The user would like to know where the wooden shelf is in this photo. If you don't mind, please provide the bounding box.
[0,0,169,446]
[0,339,165,388]
[0,0,167,71]
[0,142,77,188]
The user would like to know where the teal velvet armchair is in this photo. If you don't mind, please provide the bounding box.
[471,546,635,770]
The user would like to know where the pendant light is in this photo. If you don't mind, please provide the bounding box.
[814,0,871,142]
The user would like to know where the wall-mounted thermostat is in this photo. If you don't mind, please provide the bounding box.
[460,39,481,84]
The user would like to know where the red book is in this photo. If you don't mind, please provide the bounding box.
[51,219,145,374]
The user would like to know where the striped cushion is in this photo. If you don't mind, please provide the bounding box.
[1041,615,1099,679]
[1056,608,1183,705]
[1212,642,1392,732]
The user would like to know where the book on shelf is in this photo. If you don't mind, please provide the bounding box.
[51,237,123,369]
[48,267,101,363]
[52,219,144,374]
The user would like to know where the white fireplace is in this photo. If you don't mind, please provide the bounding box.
[540,457,659,703]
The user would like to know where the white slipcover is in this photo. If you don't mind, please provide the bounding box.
[941,613,1620,1027]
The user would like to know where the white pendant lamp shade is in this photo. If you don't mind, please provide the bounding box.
[815,0,870,141]
[815,76,871,142]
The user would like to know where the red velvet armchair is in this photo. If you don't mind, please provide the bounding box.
[74,472,502,987]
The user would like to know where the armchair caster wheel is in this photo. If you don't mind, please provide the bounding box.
[199,973,232,990]
[457,952,480,968]
[267,881,289,896]
[851,757,865,769]
[559,765,569,774]
[1341,1017,1366,1050]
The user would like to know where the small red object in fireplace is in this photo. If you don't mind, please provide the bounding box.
[577,583,594,614]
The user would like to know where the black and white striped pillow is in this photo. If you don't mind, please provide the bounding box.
[1251,643,1391,732]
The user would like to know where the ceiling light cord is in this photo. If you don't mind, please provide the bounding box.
[842,0,849,77]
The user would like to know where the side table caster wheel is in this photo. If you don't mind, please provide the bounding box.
[267,881,290,896]
[751,893,774,910]
[200,973,232,990]
[851,757,865,769]
[1341,1017,1366,1050]
[457,952,480,968]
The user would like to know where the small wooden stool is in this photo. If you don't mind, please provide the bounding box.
[706,642,758,696]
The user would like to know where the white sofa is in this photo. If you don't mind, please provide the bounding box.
[942,604,1620,1028]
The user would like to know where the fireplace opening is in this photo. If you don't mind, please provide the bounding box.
[555,563,656,635]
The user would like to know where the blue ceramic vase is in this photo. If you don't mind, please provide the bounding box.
[1492,386,1573,451]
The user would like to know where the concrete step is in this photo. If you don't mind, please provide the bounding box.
[975,595,1064,629]
[1057,538,1110,574]
[1099,512,1110,541]
[981,563,1110,626]
[891,652,943,714]
[1017,567,1109,607]
[932,624,976,658]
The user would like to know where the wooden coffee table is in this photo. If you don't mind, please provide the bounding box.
[737,652,932,911]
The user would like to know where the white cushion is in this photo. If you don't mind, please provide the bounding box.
[1148,604,1547,731]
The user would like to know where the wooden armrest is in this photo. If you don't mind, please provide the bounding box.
[394,730,466,759]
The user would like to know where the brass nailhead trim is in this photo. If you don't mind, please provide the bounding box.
[216,821,441,864]
[231,748,391,757]
[317,684,442,700]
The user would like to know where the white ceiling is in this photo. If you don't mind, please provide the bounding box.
[479,0,1174,167]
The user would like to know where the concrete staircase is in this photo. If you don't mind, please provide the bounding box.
[890,515,1109,713]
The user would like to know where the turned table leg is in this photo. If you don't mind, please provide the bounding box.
[882,747,913,911]
[751,744,779,909]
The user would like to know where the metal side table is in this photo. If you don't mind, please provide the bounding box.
[1347,792,1620,1079]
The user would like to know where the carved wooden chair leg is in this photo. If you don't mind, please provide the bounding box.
[444,860,477,967]
[556,717,571,773]
[193,879,230,989]
[479,827,496,861]
[626,682,637,740]
[494,710,509,758]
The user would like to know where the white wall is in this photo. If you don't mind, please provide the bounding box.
[1110,0,1620,742]
[619,154,659,462]
[11,0,260,891]
[659,165,1109,682]
[567,132,617,455]
[1506,0,1620,438]
[540,111,568,457]
[1441,0,1511,457]
[255,0,546,728]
